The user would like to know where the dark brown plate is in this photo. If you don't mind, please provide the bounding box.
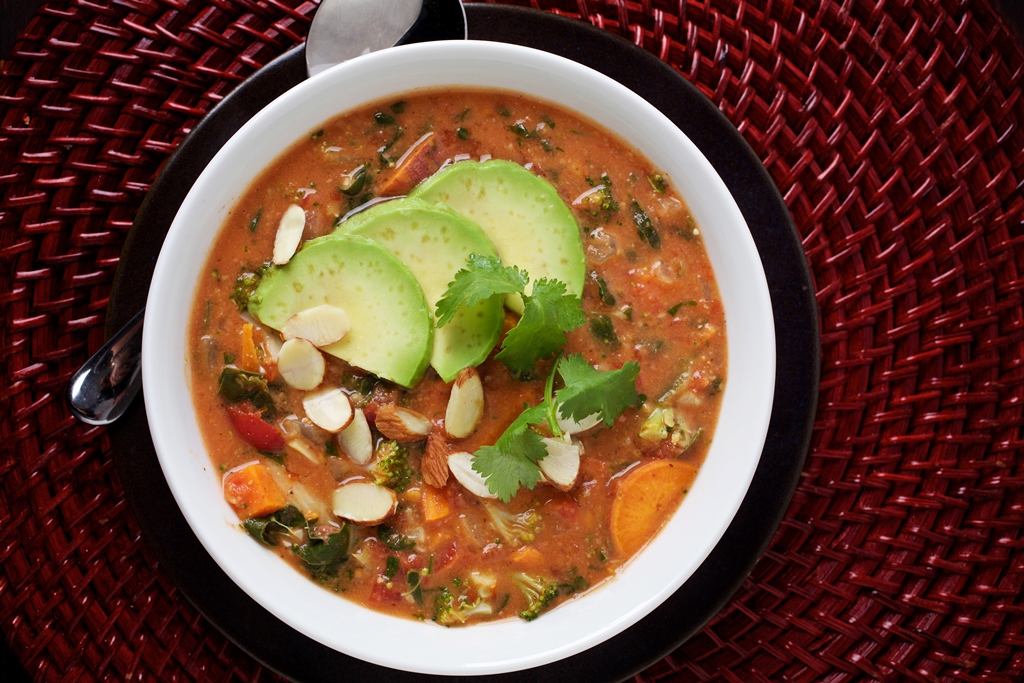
[107,6,818,682]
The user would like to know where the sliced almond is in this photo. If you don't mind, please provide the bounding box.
[277,338,325,390]
[444,367,484,439]
[273,204,306,265]
[263,333,282,362]
[337,408,373,465]
[422,429,449,488]
[539,437,582,491]
[557,411,602,436]
[331,482,398,525]
[282,304,351,347]
[447,451,497,499]
[302,387,353,433]
[374,404,432,442]
[286,436,324,465]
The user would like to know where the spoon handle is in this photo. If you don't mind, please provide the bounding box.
[67,307,146,425]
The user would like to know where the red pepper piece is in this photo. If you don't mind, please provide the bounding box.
[227,407,285,452]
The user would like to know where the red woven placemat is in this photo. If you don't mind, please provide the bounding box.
[2,0,1023,681]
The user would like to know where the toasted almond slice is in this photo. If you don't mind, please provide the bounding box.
[421,429,449,488]
[263,333,282,362]
[273,204,306,265]
[539,437,582,491]
[277,338,325,390]
[331,482,398,525]
[281,304,351,347]
[302,387,354,433]
[337,408,373,465]
[556,411,601,436]
[375,404,432,442]
[286,436,324,464]
[444,368,484,439]
[447,451,497,499]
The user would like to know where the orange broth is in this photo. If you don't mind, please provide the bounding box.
[188,89,726,624]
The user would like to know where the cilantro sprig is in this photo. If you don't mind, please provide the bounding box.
[471,354,640,502]
[436,255,586,375]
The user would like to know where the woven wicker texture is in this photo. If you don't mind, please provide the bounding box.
[1,0,1022,681]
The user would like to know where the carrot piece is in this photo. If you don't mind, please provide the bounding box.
[610,459,698,559]
[422,486,451,522]
[240,323,260,372]
[222,462,287,518]
[510,545,543,565]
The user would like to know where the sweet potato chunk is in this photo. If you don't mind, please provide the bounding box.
[610,459,697,558]
[223,462,287,518]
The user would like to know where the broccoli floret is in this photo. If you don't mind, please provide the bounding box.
[514,572,559,621]
[432,583,494,626]
[230,264,269,311]
[482,503,542,546]
[373,440,414,492]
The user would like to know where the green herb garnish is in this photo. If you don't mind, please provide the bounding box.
[471,354,639,502]
[436,255,585,375]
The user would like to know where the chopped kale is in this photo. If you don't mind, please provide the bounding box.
[339,165,370,196]
[589,314,620,347]
[590,271,616,306]
[631,199,661,248]
[648,172,667,193]
[218,367,275,416]
[378,525,416,551]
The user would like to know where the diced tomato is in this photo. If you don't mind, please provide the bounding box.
[362,401,380,425]
[226,407,285,451]
[222,462,287,518]
[432,539,459,572]
[546,496,580,524]
[369,580,403,605]
[642,439,685,460]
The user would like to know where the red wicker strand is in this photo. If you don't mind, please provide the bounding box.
[2,0,1023,681]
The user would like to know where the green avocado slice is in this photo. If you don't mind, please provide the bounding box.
[248,234,432,388]
[335,197,503,383]
[409,159,585,314]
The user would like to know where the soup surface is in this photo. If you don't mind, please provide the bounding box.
[189,89,726,625]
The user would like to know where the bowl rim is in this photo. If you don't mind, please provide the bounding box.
[142,39,775,676]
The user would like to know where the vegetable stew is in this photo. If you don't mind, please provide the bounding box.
[188,89,726,625]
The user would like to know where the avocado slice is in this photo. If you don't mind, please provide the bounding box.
[410,159,586,314]
[248,234,432,388]
[335,197,503,383]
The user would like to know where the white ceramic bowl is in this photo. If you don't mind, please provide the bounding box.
[143,40,775,676]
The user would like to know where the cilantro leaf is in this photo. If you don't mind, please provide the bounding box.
[555,354,640,427]
[496,279,586,375]
[472,405,547,502]
[435,254,528,327]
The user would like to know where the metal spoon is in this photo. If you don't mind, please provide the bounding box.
[67,0,466,426]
